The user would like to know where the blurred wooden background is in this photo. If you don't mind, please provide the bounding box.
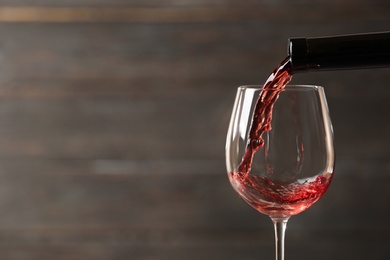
[0,1,389,259]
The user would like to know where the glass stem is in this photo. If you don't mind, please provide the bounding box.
[271,217,289,260]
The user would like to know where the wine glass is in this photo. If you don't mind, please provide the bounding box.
[225,85,335,260]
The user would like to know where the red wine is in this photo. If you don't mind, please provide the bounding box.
[233,57,332,218]
[229,171,332,218]
[238,57,292,173]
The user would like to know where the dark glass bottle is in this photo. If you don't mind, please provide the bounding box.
[288,31,390,73]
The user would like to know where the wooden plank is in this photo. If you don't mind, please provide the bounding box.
[0,161,388,229]
[0,5,387,23]
[0,0,388,7]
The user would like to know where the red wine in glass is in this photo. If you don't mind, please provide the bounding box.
[228,170,332,218]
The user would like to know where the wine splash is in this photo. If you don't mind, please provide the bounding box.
[229,171,332,218]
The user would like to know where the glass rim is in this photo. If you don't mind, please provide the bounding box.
[238,85,323,91]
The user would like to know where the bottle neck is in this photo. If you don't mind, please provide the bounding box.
[288,31,390,73]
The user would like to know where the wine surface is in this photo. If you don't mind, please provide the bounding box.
[229,171,332,218]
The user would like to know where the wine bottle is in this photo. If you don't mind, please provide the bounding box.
[288,31,390,73]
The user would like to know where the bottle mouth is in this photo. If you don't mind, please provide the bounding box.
[288,37,309,73]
